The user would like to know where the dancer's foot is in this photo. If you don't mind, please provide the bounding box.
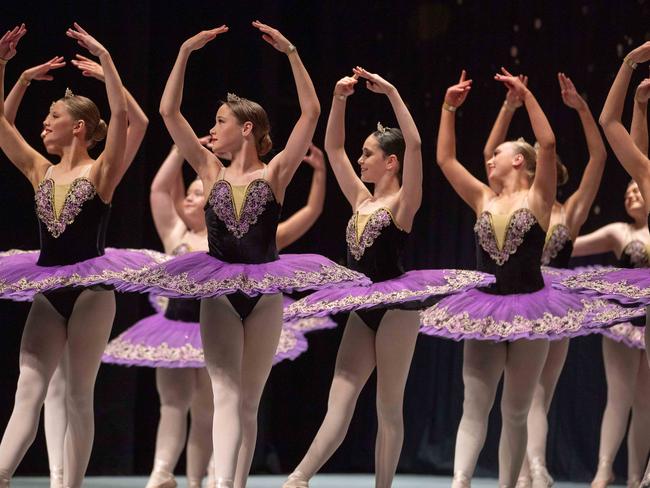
[452,471,471,488]
[214,479,233,488]
[187,477,202,488]
[49,466,63,488]
[530,458,553,488]
[282,471,309,488]
[515,476,532,488]
[591,458,614,488]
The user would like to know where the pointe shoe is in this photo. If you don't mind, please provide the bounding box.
[452,471,471,488]
[187,477,202,488]
[50,466,64,488]
[145,473,177,488]
[530,459,553,488]
[0,478,9,488]
[214,478,233,488]
[591,458,614,488]
[515,476,532,488]
[640,474,650,488]
[282,471,309,488]
[628,478,641,488]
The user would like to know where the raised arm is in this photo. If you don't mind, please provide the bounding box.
[495,71,556,213]
[437,70,491,212]
[159,27,226,178]
[354,67,422,216]
[0,25,51,187]
[150,145,187,248]
[276,143,326,250]
[324,74,371,209]
[558,73,607,236]
[599,42,650,198]
[483,69,527,162]
[252,21,320,193]
[66,23,128,200]
[631,76,650,157]
[71,54,148,171]
[572,222,623,257]
[4,56,65,125]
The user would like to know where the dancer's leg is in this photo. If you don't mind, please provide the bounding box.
[285,313,377,486]
[592,337,639,488]
[62,289,115,488]
[374,310,419,488]
[146,368,196,488]
[0,294,67,482]
[452,340,506,487]
[233,294,283,488]
[627,351,650,487]
[499,340,549,488]
[186,368,213,488]
[44,355,68,488]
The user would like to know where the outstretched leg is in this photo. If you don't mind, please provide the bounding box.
[44,354,68,488]
[186,368,213,488]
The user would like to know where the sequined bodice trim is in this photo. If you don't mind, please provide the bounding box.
[346,208,394,261]
[474,208,538,266]
[542,224,571,266]
[621,240,650,268]
[207,179,275,239]
[35,177,97,238]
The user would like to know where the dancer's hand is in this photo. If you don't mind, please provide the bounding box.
[22,56,65,82]
[181,26,228,53]
[66,23,109,57]
[494,67,529,99]
[500,68,527,109]
[352,66,395,95]
[627,41,650,65]
[558,72,586,110]
[302,143,325,171]
[198,135,212,150]
[636,76,650,103]
[252,20,293,53]
[0,24,27,62]
[71,54,104,81]
[444,70,472,108]
[333,73,359,98]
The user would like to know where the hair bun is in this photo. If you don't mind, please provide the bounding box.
[92,119,108,142]
[258,133,273,157]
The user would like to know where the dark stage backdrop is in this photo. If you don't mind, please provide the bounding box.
[0,0,648,481]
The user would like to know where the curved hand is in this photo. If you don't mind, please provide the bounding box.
[302,143,325,171]
[627,41,650,65]
[352,66,395,95]
[334,73,359,97]
[636,77,650,103]
[65,23,108,57]
[252,20,293,53]
[494,68,528,98]
[558,72,586,109]
[71,54,104,81]
[499,68,527,108]
[22,56,66,82]
[181,25,228,53]
[445,70,472,107]
[0,24,27,61]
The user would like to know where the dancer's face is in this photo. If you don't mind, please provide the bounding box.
[183,179,205,218]
[41,101,77,154]
[624,181,646,219]
[209,104,244,157]
[486,142,520,184]
[358,135,389,183]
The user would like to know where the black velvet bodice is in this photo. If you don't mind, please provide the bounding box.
[164,298,201,323]
[618,240,650,269]
[474,208,545,294]
[35,178,110,266]
[345,208,407,282]
[204,179,280,264]
[542,224,574,269]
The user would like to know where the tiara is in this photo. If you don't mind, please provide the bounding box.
[376,121,387,134]
[64,88,75,99]
[227,92,242,102]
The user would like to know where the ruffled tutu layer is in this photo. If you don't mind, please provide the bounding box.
[420,273,635,342]
[557,266,650,306]
[598,321,646,350]
[284,269,495,321]
[102,312,310,368]
[115,252,369,299]
[0,248,169,301]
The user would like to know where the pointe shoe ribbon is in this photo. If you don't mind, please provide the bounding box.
[282,471,309,488]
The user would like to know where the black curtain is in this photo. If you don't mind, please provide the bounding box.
[0,0,646,481]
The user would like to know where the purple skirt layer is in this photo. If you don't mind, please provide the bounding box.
[599,323,646,350]
[0,248,169,301]
[284,269,495,321]
[102,312,310,368]
[420,273,635,342]
[557,266,650,306]
[115,251,370,299]
[283,296,337,333]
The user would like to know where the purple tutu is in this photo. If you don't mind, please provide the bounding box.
[284,269,495,321]
[115,251,369,299]
[0,248,169,301]
[599,322,646,350]
[420,272,634,342]
[557,266,650,306]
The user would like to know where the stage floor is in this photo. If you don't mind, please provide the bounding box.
[11,475,622,487]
